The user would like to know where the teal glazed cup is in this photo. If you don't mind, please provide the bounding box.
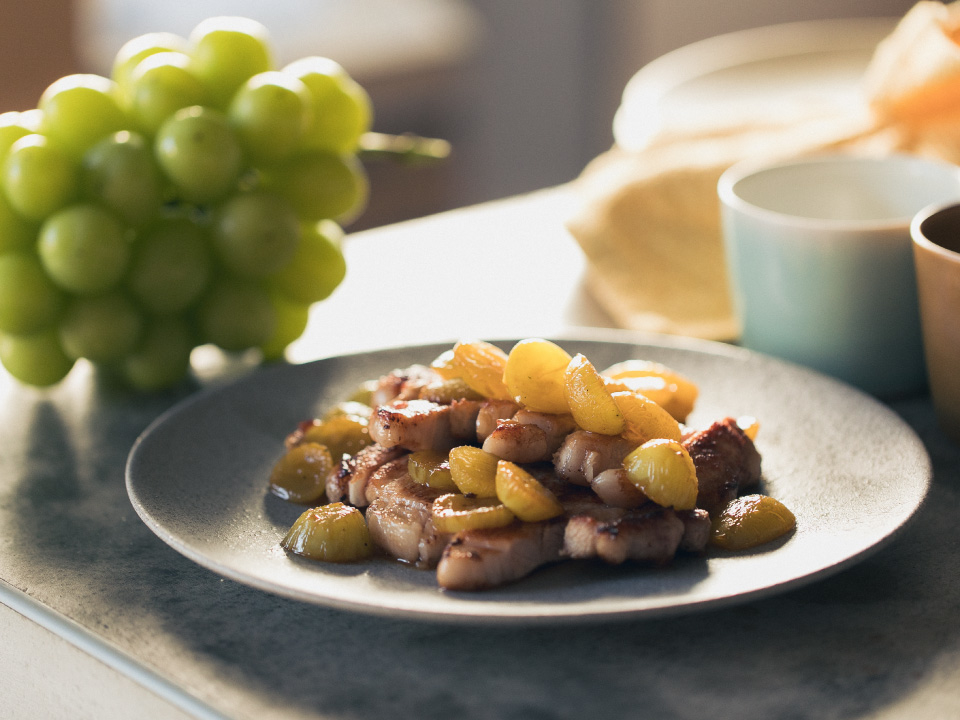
[718,153,960,397]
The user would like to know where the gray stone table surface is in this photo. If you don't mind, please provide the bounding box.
[1,188,959,719]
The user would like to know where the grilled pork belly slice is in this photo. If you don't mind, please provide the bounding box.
[363,456,412,504]
[475,400,521,441]
[515,410,577,448]
[553,430,636,487]
[676,508,711,553]
[436,519,566,591]
[369,400,461,452]
[365,474,450,566]
[326,443,407,506]
[563,504,686,565]
[590,468,648,508]
[481,420,549,463]
[481,410,577,463]
[448,399,484,439]
[370,364,440,406]
[682,417,762,514]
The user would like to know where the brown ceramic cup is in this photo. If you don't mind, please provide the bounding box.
[911,202,960,443]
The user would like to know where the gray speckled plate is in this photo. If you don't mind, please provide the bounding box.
[125,334,931,624]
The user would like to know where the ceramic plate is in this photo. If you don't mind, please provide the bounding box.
[126,335,930,624]
[613,17,895,151]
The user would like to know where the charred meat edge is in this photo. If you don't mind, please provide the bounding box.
[683,417,762,514]
[326,443,408,507]
[436,519,566,591]
[366,468,451,567]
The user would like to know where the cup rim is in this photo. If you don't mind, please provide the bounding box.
[911,200,960,263]
[718,152,960,232]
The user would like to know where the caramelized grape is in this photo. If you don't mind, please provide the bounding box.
[268,442,332,504]
[610,391,682,445]
[432,493,515,533]
[495,460,563,522]
[450,340,511,401]
[710,494,796,550]
[622,438,698,510]
[448,445,499,497]
[282,502,372,562]
[564,353,624,435]
[503,338,571,413]
[408,450,457,490]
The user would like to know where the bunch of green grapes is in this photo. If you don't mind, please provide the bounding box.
[0,16,368,390]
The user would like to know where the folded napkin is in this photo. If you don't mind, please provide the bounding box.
[567,1,960,340]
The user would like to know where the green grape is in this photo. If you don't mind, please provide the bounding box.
[121,317,194,391]
[126,217,211,316]
[261,151,367,223]
[211,189,299,278]
[0,329,75,387]
[260,290,309,361]
[196,278,275,352]
[37,203,130,295]
[38,74,130,159]
[0,191,35,253]
[112,31,189,97]
[80,131,165,226]
[268,219,346,304]
[126,51,208,135]
[187,16,273,109]
[0,252,64,334]
[227,71,311,164]
[58,292,142,363]
[16,109,43,132]
[154,106,243,204]
[0,112,31,167]
[3,134,79,220]
[283,57,372,154]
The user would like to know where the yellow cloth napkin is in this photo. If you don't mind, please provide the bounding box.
[567,2,960,340]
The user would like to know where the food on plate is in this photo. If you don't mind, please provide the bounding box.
[269,339,796,590]
[282,503,373,562]
[709,494,797,551]
[268,442,332,504]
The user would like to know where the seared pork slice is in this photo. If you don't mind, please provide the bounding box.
[514,410,577,450]
[554,430,636,487]
[417,517,452,568]
[476,400,521,441]
[676,509,711,553]
[481,420,549,463]
[448,399,484,440]
[363,456,412,504]
[547,478,618,518]
[436,520,565,591]
[370,364,441,406]
[369,400,458,452]
[326,443,407,506]
[682,417,762,514]
[563,505,685,565]
[481,411,577,464]
[590,468,648,509]
[365,475,450,566]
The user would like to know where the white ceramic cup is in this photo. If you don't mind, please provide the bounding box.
[718,153,960,397]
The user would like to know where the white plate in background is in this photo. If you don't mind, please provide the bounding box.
[614,18,897,151]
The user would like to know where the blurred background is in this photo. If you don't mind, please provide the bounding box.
[0,0,918,230]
